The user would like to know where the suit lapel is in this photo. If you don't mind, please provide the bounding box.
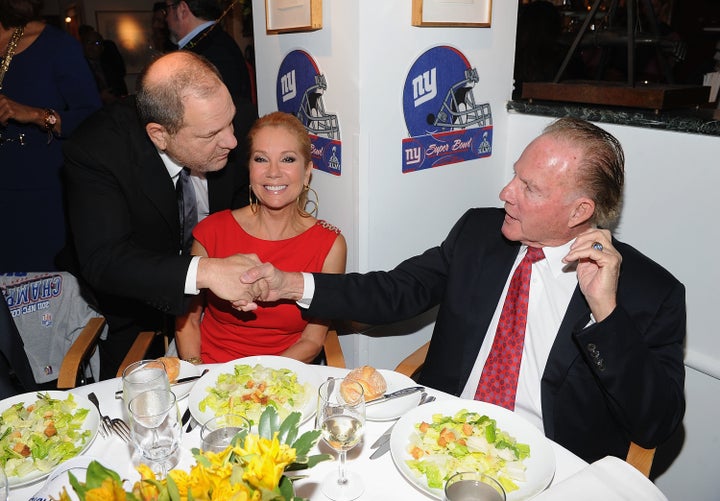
[541,286,590,439]
[135,138,179,235]
[458,239,521,387]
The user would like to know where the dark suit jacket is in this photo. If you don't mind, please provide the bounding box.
[61,97,249,375]
[307,208,686,463]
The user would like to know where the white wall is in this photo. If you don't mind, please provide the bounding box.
[252,0,514,368]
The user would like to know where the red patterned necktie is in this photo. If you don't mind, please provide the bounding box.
[474,246,545,410]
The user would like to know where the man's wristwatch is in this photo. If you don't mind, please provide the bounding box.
[43,108,57,131]
[183,356,204,365]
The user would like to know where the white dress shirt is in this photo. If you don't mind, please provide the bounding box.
[157,150,209,294]
[177,21,215,49]
[460,242,578,431]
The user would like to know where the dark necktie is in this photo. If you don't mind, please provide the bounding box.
[176,168,198,255]
[474,246,545,410]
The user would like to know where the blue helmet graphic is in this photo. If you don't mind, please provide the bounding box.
[403,46,492,137]
[277,50,340,140]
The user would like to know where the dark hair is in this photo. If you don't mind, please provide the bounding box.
[543,117,625,228]
[0,0,43,28]
[183,0,223,21]
[135,52,224,134]
[153,1,166,13]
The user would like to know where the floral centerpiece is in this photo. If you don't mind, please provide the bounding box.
[54,407,332,501]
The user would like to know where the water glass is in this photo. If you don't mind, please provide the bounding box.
[444,471,506,501]
[122,359,169,411]
[0,465,7,501]
[200,414,250,453]
[128,389,181,479]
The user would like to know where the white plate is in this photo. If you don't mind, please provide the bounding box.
[0,390,100,488]
[389,399,556,500]
[366,370,424,421]
[171,360,202,400]
[188,355,322,427]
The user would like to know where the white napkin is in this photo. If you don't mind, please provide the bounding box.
[532,456,667,501]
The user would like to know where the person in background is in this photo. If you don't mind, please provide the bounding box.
[62,52,253,379]
[0,0,101,272]
[239,117,686,465]
[150,1,177,59]
[163,0,256,163]
[175,112,346,365]
[79,25,128,105]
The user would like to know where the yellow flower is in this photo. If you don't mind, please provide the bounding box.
[84,477,127,501]
[235,434,296,490]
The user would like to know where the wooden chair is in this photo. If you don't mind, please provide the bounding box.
[56,323,161,387]
[323,328,346,368]
[394,340,656,477]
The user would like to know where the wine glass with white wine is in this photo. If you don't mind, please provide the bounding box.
[317,377,365,501]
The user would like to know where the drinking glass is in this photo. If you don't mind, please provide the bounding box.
[444,471,506,501]
[122,359,169,412]
[0,465,8,501]
[200,414,251,453]
[317,377,365,501]
[128,389,181,479]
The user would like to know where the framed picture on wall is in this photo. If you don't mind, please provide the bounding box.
[265,0,322,34]
[412,0,492,27]
[96,10,153,74]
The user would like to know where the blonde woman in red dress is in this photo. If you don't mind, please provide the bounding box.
[176,112,346,364]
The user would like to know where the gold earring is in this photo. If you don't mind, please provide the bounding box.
[249,187,258,214]
[298,184,319,217]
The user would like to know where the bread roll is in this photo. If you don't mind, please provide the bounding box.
[341,365,387,402]
[157,356,181,383]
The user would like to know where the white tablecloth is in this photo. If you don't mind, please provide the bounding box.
[10,365,605,500]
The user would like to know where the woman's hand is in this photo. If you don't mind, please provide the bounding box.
[0,95,59,132]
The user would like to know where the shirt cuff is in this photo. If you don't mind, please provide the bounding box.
[184,256,202,295]
[297,272,314,309]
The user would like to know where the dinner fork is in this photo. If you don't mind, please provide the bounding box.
[87,392,110,438]
[111,418,132,443]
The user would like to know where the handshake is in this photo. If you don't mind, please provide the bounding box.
[196,253,304,311]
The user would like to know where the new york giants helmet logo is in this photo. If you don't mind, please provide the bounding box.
[277,50,340,140]
[403,46,491,137]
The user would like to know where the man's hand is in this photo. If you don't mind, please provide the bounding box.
[563,228,621,322]
[229,263,305,311]
[196,254,263,307]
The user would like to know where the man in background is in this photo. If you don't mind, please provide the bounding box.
[164,0,256,159]
[62,52,254,379]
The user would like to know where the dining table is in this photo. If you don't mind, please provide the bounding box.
[9,363,663,501]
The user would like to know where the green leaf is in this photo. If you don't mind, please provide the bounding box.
[291,429,322,456]
[278,412,301,445]
[68,471,88,500]
[278,476,295,500]
[258,406,281,439]
[165,474,181,501]
[287,452,333,472]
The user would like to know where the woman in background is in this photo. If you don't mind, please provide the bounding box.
[176,112,346,364]
[0,0,101,271]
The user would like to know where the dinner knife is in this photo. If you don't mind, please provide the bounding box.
[114,370,208,398]
[370,394,436,460]
[365,386,425,406]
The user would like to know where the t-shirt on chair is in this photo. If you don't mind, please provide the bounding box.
[0,272,108,389]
